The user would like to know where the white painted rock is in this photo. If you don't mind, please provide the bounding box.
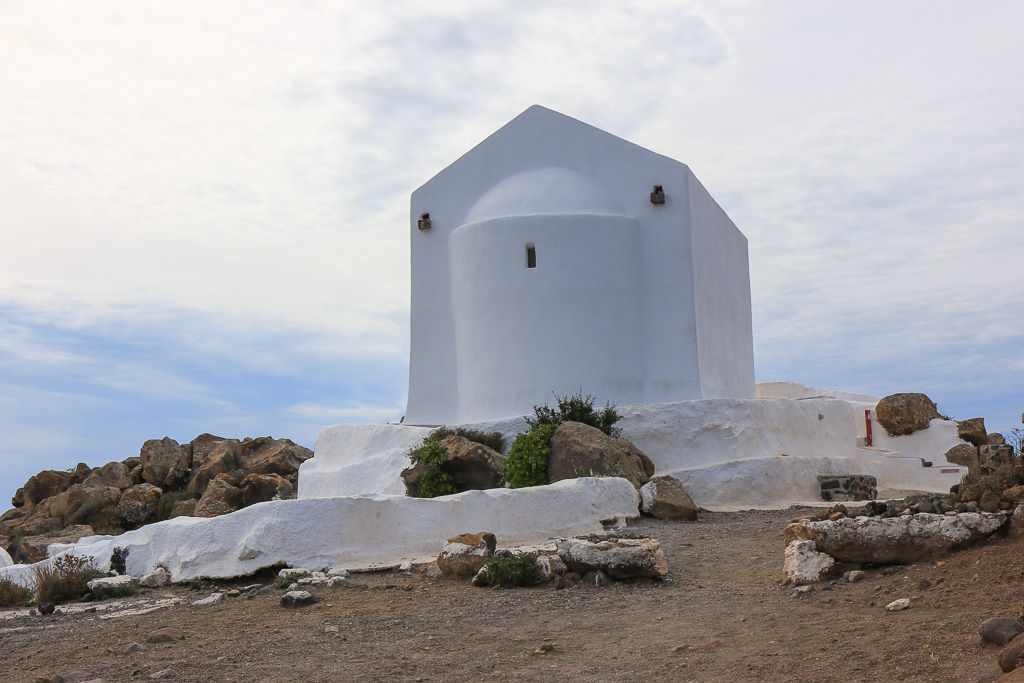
[556,536,668,579]
[437,532,496,578]
[885,598,911,611]
[140,567,171,588]
[87,574,139,600]
[192,592,225,606]
[281,590,318,607]
[783,512,1008,564]
[0,546,13,568]
[783,540,835,585]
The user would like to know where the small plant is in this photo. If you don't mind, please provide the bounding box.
[475,553,538,587]
[417,469,458,498]
[526,390,621,437]
[0,577,34,607]
[189,579,203,591]
[412,440,449,467]
[1008,428,1024,458]
[34,554,104,605]
[274,571,310,589]
[504,423,558,488]
[107,578,141,598]
[960,465,1023,502]
[409,427,506,463]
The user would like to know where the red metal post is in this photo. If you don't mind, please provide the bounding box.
[865,410,873,447]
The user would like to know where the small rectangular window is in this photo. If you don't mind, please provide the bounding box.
[526,244,536,268]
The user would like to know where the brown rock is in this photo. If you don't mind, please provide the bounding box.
[556,536,668,579]
[1004,486,1024,503]
[190,434,240,467]
[82,461,133,490]
[121,455,141,470]
[240,473,295,506]
[982,617,1024,647]
[1001,633,1024,673]
[0,507,29,536]
[47,484,121,531]
[146,626,185,644]
[990,433,1007,445]
[115,484,164,528]
[981,445,1016,472]
[140,437,189,487]
[170,499,198,518]
[241,438,313,479]
[15,525,95,564]
[187,440,241,496]
[547,422,653,490]
[640,475,698,520]
[437,532,496,578]
[958,418,988,447]
[874,393,940,437]
[22,469,76,508]
[980,490,1002,513]
[945,443,979,470]
[441,436,506,490]
[1000,669,1024,683]
[193,474,243,518]
[12,487,25,508]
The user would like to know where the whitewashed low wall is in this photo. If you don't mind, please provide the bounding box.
[299,387,967,512]
[0,477,638,586]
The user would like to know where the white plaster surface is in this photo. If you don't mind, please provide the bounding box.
[0,545,12,568]
[0,477,639,586]
[303,388,966,511]
[406,105,754,425]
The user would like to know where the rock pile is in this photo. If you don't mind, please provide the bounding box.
[0,434,312,563]
[436,530,668,588]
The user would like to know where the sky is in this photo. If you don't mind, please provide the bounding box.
[1,1,1022,507]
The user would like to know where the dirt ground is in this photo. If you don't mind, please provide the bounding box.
[3,507,1022,683]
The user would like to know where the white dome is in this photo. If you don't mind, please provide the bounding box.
[464,166,625,224]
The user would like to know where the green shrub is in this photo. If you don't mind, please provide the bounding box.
[413,440,449,468]
[0,577,34,607]
[504,423,558,488]
[417,470,458,498]
[274,571,310,589]
[475,553,538,587]
[409,427,506,463]
[527,390,621,437]
[107,578,140,598]
[34,554,105,605]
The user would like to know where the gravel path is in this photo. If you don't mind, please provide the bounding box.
[2,507,1018,682]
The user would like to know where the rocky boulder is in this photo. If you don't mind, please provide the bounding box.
[401,436,506,495]
[556,535,668,579]
[783,540,835,585]
[140,437,189,487]
[49,484,121,531]
[240,437,313,480]
[874,393,941,437]
[437,532,496,578]
[784,512,1008,564]
[640,475,698,520]
[547,422,654,490]
[22,469,77,509]
[981,617,1024,647]
[82,462,133,490]
[945,443,979,470]
[981,444,1016,473]
[440,436,506,490]
[990,433,1007,445]
[958,418,988,447]
[193,473,243,518]
[115,484,163,528]
[240,473,295,506]
[1001,633,1024,673]
[187,439,242,496]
